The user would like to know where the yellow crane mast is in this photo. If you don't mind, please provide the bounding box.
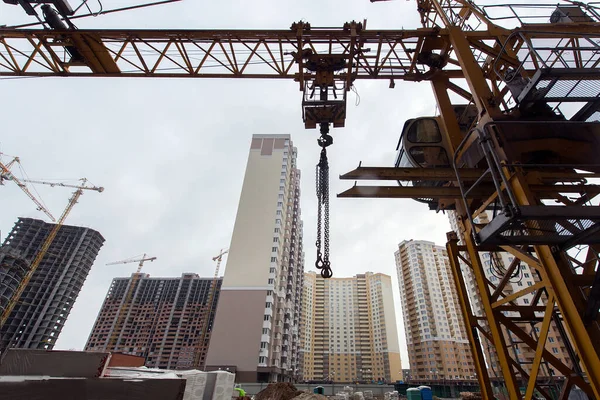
[105,254,157,351]
[0,154,55,221]
[0,178,104,328]
[194,248,228,369]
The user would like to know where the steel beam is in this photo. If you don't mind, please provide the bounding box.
[447,232,495,399]
[339,167,486,181]
[337,184,600,199]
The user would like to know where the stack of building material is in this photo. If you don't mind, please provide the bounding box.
[206,370,236,400]
[0,349,186,400]
[106,366,236,400]
[383,391,399,400]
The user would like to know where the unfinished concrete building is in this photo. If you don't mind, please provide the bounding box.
[0,217,105,351]
[300,271,402,383]
[206,135,304,383]
[85,273,222,370]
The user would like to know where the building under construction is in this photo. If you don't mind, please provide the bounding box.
[0,217,105,351]
[85,273,222,370]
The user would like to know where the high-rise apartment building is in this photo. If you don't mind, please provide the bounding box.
[448,211,572,378]
[300,271,402,383]
[0,217,104,351]
[85,273,221,370]
[206,135,304,383]
[394,240,475,382]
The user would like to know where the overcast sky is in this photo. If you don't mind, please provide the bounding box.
[1,0,454,368]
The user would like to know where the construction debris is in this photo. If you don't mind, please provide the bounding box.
[254,382,303,400]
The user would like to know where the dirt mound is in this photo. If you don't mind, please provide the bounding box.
[255,383,303,400]
[293,393,328,400]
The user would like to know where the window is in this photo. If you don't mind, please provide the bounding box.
[407,119,441,143]
[263,315,271,321]
[272,247,277,252]
[270,257,277,263]
[527,281,533,286]
[260,342,268,349]
[262,328,269,334]
[280,179,285,184]
[258,356,266,364]
[273,237,279,242]
[268,279,274,284]
[552,347,559,354]
[265,302,272,308]
[549,337,555,343]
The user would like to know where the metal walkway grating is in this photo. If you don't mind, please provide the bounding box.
[477,206,600,247]
[518,68,600,104]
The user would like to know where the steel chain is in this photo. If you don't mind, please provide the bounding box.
[315,123,333,278]
[315,156,323,270]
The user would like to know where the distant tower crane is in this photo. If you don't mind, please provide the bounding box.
[0,154,56,221]
[194,248,228,369]
[0,178,104,328]
[105,254,157,350]
[106,253,157,273]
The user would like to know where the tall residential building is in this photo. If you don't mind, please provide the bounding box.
[300,271,402,383]
[448,211,572,378]
[85,273,221,370]
[206,135,304,383]
[0,217,104,351]
[394,240,475,382]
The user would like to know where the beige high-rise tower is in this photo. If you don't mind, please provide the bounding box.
[395,240,475,382]
[206,135,304,383]
[300,271,402,383]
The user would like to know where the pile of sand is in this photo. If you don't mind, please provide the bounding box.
[255,383,303,400]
